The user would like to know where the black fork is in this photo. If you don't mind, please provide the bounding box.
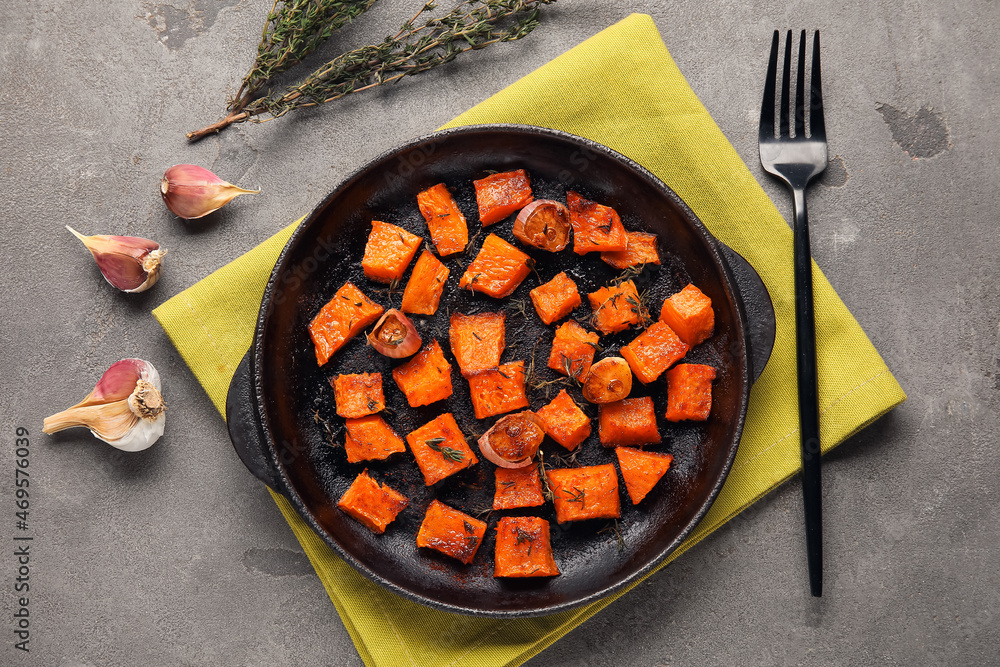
[759,30,827,597]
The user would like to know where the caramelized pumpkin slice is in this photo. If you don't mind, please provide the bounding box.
[598,397,661,447]
[458,233,533,298]
[331,372,384,418]
[406,412,478,485]
[659,283,715,346]
[546,464,621,523]
[566,190,627,255]
[600,231,661,269]
[449,311,505,376]
[474,169,533,226]
[588,279,643,335]
[416,500,486,564]
[401,250,450,315]
[529,271,581,325]
[467,361,529,419]
[337,469,409,534]
[361,220,422,284]
[493,464,545,510]
[616,447,673,504]
[620,321,689,384]
[344,415,407,463]
[417,183,468,256]
[308,281,384,366]
[494,516,560,578]
[665,363,717,422]
[547,320,600,380]
[536,389,591,451]
[391,339,454,407]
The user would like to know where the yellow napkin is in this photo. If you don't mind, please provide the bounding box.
[153,14,905,667]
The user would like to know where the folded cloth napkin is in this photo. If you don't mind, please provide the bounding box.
[153,13,905,667]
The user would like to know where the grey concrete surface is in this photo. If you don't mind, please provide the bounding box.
[1,0,997,665]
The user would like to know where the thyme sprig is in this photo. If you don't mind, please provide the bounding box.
[189,0,555,140]
[426,437,465,462]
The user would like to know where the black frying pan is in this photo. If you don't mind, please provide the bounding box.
[226,125,775,617]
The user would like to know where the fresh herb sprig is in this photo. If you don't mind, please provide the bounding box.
[426,436,465,462]
[188,0,555,140]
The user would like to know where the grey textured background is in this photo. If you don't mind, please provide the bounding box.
[1,0,997,665]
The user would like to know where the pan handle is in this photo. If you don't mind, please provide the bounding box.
[225,349,287,495]
[717,243,776,384]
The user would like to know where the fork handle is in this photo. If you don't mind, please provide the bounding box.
[792,186,823,598]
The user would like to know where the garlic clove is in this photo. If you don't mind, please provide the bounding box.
[43,359,166,452]
[160,164,259,219]
[67,226,166,293]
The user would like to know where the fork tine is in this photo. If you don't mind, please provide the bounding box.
[810,30,826,140]
[759,30,779,141]
[779,30,792,137]
[794,30,806,137]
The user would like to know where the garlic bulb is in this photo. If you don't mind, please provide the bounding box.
[43,359,166,452]
[67,226,166,293]
[160,164,259,219]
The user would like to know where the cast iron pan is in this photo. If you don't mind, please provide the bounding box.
[226,125,775,617]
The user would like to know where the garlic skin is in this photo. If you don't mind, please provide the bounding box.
[43,359,166,452]
[160,164,259,219]
[67,226,166,293]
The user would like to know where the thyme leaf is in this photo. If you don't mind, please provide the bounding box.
[427,438,465,462]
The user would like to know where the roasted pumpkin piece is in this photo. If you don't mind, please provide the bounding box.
[361,220,422,284]
[391,339,454,407]
[547,320,600,380]
[546,464,621,523]
[598,396,661,447]
[620,321,690,384]
[493,464,545,510]
[587,279,643,335]
[529,271,582,325]
[344,415,407,463]
[308,281,384,366]
[467,361,529,419]
[331,372,384,419]
[336,469,409,534]
[566,190,627,255]
[615,447,673,505]
[600,231,661,269]
[416,183,468,256]
[474,169,534,226]
[494,516,560,578]
[406,412,478,485]
[449,311,505,376]
[659,283,715,346]
[665,363,717,422]
[400,250,450,315]
[458,233,533,299]
[536,389,591,451]
[416,499,487,564]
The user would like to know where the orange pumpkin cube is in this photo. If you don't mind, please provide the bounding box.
[416,183,468,256]
[494,516,560,578]
[416,500,487,564]
[546,464,621,523]
[344,415,407,463]
[458,233,532,298]
[665,364,717,422]
[449,311,505,376]
[493,464,545,510]
[566,190,627,255]
[547,320,600,380]
[361,220,422,284]
[391,339,453,407]
[406,413,478,485]
[467,361,529,419]
[308,281,384,366]
[620,321,690,384]
[401,250,450,315]
[588,280,642,335]
[529,271,582,325]
[331,372,384,418]
[659,283,715,346]
[336,469,409,534]
[601,231,661,269]
[536,389,591,451]
[474,169,533,226]
[616,447,673,504]
[598,397,661,447]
